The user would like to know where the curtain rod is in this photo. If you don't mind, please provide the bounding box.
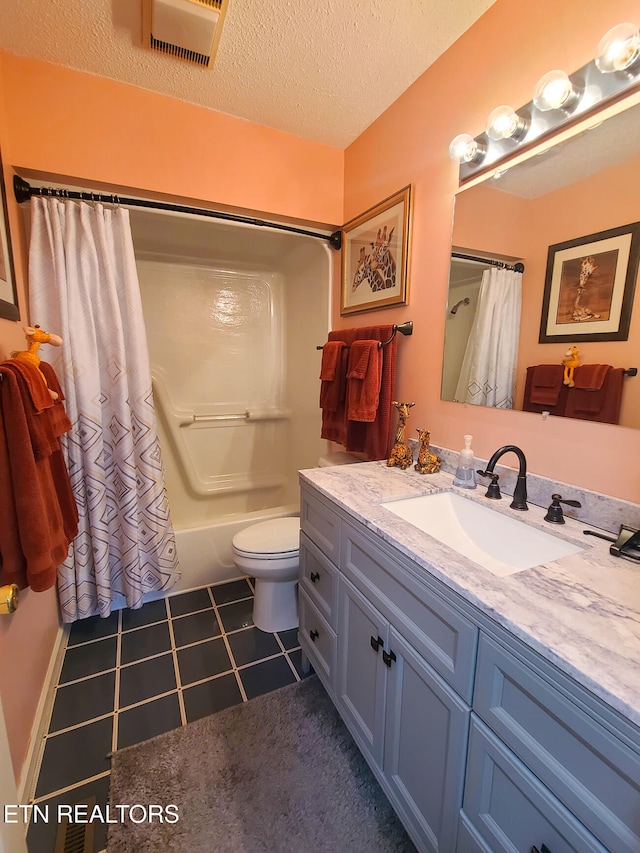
[13,176,342,250]
[452,250,524,273]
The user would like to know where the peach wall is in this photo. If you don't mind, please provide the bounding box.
[0,57,61,785]
[0,50,346,784]
[1,54,343,228]
[343,0,640,503]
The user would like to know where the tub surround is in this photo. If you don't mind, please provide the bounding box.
[298,459,640,728]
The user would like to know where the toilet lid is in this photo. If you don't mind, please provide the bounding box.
[232,517,300,557]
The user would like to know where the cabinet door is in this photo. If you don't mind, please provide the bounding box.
[337,576,388,768]
[462,716,608,853]
[384,627,469,853]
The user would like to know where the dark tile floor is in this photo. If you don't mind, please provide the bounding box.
[27,578,307,853]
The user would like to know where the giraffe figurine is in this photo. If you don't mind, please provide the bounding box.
[387,401,415,469]
[11,325,63,399]
[414,428,441,475]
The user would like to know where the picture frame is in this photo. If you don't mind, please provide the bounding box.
[340,185,412,316]
[539,221,640,343]
[0,153,19,322]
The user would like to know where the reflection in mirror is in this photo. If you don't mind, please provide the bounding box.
[442,101,640,429]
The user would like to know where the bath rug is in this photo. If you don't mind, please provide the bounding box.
[107,676,415,852]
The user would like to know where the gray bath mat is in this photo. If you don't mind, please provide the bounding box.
[107,676,415,852]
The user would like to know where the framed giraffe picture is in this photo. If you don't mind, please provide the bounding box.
[340,185,412,316]
[539,221,640,343]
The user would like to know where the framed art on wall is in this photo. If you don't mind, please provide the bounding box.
[340,185,412,316]
[0,154,19,322]
[539,221,640,343]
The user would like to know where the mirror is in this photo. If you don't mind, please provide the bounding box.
[442,101,640,429]
[0,152,19,321]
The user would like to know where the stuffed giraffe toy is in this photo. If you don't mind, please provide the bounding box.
[11,325,63,399]
[387,401,415,469]
[562,345,580,387]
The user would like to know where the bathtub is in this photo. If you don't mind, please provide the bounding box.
[129,208,331,594]
[172,504,300,592]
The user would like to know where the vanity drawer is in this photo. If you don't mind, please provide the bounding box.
[341,520,478,702]
[462,716,608,853]
[299,588,336,690]
[299,531,338,628]
[300,488,341,565]
[474,634,640,853]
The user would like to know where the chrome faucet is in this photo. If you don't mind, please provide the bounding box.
[477,445,528,511]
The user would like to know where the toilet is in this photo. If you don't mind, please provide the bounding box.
[231,451,362,632]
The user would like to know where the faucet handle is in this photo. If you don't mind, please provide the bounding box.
[544,493,582,524]
[477,470,501,500]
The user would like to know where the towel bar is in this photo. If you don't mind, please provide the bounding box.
[317,320,413,350]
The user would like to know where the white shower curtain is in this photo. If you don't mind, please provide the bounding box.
[28,197,180,622]
[454,266,522,409]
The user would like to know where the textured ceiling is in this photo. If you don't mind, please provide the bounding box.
[0,0,496,148]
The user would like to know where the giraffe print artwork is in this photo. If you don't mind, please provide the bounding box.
[351,227,397,293]
[341,185,411,315]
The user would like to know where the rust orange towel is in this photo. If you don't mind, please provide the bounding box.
[566,367,623,423]
[347,341,381,422]
[0,364,78,592]
[528,364,564,406]
[572,364,611,391]
[319,341,348,413]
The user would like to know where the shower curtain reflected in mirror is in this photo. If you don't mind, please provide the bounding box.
[28,197,180,622]
[454,266,523,409]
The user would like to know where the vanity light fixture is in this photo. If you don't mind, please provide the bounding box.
[532,70,582,113]
[485,105,530,141]
[596,22,640,73]
[450,19,640,181]
[448,133,486,164]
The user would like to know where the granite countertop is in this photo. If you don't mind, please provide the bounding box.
[299,461,640,729]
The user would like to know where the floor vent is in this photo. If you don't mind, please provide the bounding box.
[54,797,95,853]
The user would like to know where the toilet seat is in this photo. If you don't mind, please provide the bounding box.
[232,517,300,559]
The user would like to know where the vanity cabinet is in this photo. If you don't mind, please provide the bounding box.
[298,481,640,853]
[338,574,470,852]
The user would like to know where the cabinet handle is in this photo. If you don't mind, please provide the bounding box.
[310,571,320,583]
[309,629,319,642]
[370,635,384,652]
[382,649,397,667]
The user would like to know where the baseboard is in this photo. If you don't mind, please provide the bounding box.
[18,621,68,804]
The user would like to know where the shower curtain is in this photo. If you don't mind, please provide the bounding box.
[28,197,180,622]
[454,266,523,409]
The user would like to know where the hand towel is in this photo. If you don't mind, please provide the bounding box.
[0,366,78,592]
[528,364,564,405]
[319,341,348,413]
[572,364,612,391]
[346,341,381,422]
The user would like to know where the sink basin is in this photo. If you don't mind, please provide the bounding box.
[380,491,583,577]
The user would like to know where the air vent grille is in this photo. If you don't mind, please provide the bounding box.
[142,0,229,68]
[149,34,209,66]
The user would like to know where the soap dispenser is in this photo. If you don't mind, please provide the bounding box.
[453,435,477,489]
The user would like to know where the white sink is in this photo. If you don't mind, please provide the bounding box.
[380,491,583,577]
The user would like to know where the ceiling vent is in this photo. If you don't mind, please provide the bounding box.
[142,0,229,68]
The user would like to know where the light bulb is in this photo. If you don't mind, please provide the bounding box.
[533,70,581,112]
[596,23,640,73]
[485,105,529,141]
[448,133,486,164]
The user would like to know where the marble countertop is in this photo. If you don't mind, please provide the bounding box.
[299,461,640,729]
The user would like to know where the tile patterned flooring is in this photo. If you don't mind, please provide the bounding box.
[26,578,307,853]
